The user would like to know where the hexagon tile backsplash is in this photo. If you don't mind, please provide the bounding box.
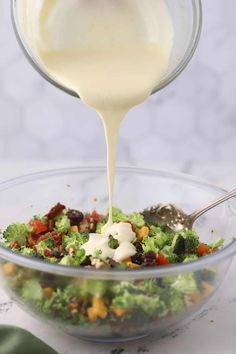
[0,1,236,165]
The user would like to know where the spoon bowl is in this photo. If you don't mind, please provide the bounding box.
[143,187,236,231]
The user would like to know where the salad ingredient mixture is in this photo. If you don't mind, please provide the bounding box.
[0,203,224,334]
[0,203,224,268]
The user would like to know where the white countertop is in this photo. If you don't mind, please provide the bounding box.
[1,160,236,354]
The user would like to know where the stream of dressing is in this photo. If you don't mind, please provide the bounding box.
[18,0,174,260]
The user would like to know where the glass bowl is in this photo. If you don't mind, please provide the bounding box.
[0,167,236,342]
[11,0,202,97]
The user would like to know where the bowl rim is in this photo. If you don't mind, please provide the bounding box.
[11,0,202,98]
[0,166,235,280]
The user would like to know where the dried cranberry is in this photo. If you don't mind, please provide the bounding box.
[67,209,84,226]
[134,241,143,253]
[131,253,143,265]
[81,256,91,266]
[143,251,157,267]
[46,203,65,220]
[51,250,63,259]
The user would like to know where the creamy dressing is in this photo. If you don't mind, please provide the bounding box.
[81,223,136,262]
[18,0,174,261]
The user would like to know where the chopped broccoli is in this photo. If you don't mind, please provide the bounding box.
[54,210,70,233]
[80,280,108,297]
[111,207,128,222]
[142,227,173,254]
[167,289,185,314]
[96,219,106,233]
[21,279,43,303]
[42,289,68,319]
[150,226,173,247]
[181,229,199,253]
[142,236,159,253]
[3,223,32,247]
[128,212,145,228]
[171,272,198,294]
[112,290,167,317]
[36,237,54,256]
[172,234,185,255]
[75,249,86,265]
[59,255,76,266]
[60,249,86,266]
[111,281,168,317]
[161,245,178,263]
[208,237,224,249]
[21,247,35,257]
[183,254,198,263]
[62,232,88,251]
[108,235,119,249]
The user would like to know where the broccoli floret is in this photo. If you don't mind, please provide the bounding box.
[112,291,167,317]
[167,289,185,314]
[112,207,128,222]
[161,245,178,263]
[60,249,86,266]
[172,234,185,255]
[208,237,224,249]
[108,235,119,249]
[171,272,198,294]
[142,236,159,253]
[183,254,198,263]
[36,237,54,256]
[21,247,35,257]
[80,279,108,297]
[59,255,76,266]
[42,289,68,319]
[142,227,173,254]
[54,210,70,233]
[62,232,88,251]
[3,223,33,247]
[181,229,199,253]
[111,281,168,317]
[21,279,43,303]
[96,219,106,233]
[75,249,86,265]
[128,212,145,228]
[150,226,173,247]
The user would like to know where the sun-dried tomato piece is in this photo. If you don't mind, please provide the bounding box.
[46,203,65,220]
[36,234,50,245]
[27,234,39,247]
[30,220,48,235]
[10,240,20,250]
[51,231,62,246]
[44,248,54,258]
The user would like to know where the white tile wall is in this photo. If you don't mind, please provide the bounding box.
[0,1,236,164]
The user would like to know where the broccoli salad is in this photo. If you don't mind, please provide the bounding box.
[0,203,224,334]
[0,203,224,268]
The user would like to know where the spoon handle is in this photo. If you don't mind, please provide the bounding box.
[190,187,236,222]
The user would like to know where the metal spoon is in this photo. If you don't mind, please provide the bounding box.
[142,187,236,232]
